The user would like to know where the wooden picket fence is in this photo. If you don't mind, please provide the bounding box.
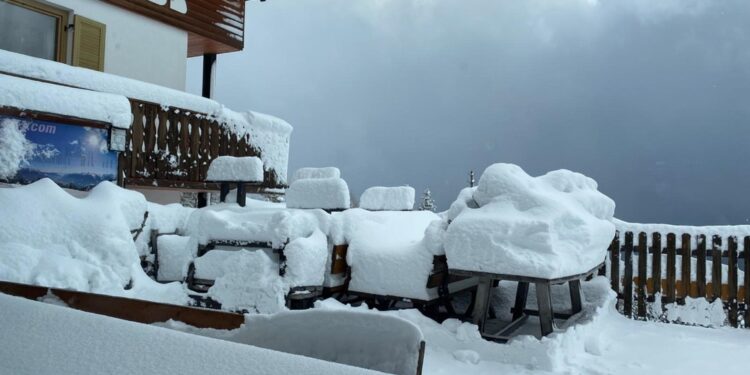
[118,99,282,190]
[604,231,749,328]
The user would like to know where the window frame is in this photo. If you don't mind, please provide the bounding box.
[5,0,70,62]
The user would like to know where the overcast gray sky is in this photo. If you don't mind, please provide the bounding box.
[187,0,750,225]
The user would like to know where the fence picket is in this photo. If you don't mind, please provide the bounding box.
[666,233,677,304]
[712,235,722,302]
[681,234,692,299]
[610,233,620,294]
[652,233,662,296]
[696,235,707,298]
[624,232,634,318]
[728,236,738,327]
[744,236,750,329]
[637,232,648,318]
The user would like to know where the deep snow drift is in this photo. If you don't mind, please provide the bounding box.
[0,179,187,304]
[433,163,616,278]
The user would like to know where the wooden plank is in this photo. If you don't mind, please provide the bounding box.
[190,117,201,181]
[0,280,244,330]
[179,113,191,181]
[199,118,211,180]
[143,105,158,179]
[727,236,739,327]
[155,108,168,180]
[651,232,662,296]
[681,234,692,299]
[665,233,677,304]
[129,102,145,179]
[610,233,620,295]
[696,234,707,298]
[745,236,750,329]
[330,245,349,275]
[637,232,647,318]
[711,235,722,302]
[623,232,634,318]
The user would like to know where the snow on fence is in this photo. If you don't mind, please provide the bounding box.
[604,231,749,328]
[117,99,283,189]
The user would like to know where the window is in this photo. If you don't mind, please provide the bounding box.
[0,0,69,62]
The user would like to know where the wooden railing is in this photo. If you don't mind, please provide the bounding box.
[118,99,282,190]
[604,231,749,328]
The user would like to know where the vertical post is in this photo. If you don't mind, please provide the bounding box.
[569,279,583,314]
[712,235,722,302]
[744,236,750,329]
[651,232,662,296]
[199,53,217,208]
[728,236,738,327]
[219,182,230,203]
[681,234,692,299]
[696,235,707,298]
[637,232,648,318]
[610,233,620,296]
[512,282,529,320]
[236,182,246,207]
[623,232,634,318]
[536,282,554,336]
[202,53,217,99]
[666,233,677,304]
[472,277,493,333]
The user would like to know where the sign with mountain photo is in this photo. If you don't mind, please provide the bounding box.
[1,115,117,191]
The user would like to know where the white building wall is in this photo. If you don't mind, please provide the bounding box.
[50,0,188,90]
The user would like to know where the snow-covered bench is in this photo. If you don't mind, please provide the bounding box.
[328,209,477,316]
[205,156,264,207]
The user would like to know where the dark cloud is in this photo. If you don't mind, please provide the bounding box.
[187,0,750,225]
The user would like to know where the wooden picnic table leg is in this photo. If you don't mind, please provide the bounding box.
[512,281,529,320]
[236,182,246,207]
[472,276,493,333]
[569,279,583,314]
[219,182,230,203]
[536,282,554,336]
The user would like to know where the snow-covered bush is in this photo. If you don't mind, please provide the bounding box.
[433,163,616,278]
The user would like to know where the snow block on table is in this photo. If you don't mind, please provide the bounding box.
[206,156,263,182]
[330,209,441,300]
[443,163,616,279]
[156,235,196,282]
[286,178,351,210]
[359,186,415,211]
[293,167,341,181]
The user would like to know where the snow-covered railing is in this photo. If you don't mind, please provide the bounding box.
[604,229,749,328]
[118,99,281,190]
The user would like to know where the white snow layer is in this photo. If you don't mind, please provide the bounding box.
[166,308,424,375]
[0,118,31,179]
[359,186,415,211]
[0,73,133,128]
[331,209,441,299]
[286,177,351,210]
[614,218,750,247]
[156,235,195,282]
[439,163,616,279]
[293,167,341,181]
[206,156,264,182]
[0,179,187,304]
[0,293,380,375]
[0,50,292,183]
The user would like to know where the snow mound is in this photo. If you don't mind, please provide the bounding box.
[156,235,195,282]
[206,250,288,314]
[0,293,378,375]
[331,209,441,299]
[359,186,415,211]
[283,229,329,287]
[206,156,263,182]
[286,177,351,210]
[0,73,132,128]
[293,167,341,181]
[0,179,185,303]
[185,205,328,248]
[442,163,616,278]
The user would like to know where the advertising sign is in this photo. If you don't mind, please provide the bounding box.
[1,115,117,191]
